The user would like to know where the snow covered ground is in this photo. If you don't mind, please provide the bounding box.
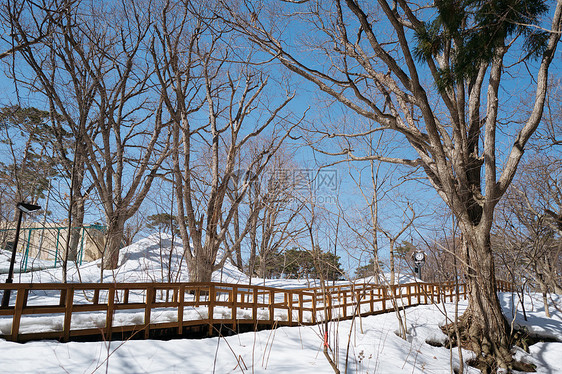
[0,234,561,373]
[2,234,338,288]
[0,247,56,274]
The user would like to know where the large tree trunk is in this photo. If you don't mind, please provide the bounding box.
[457,225,512,371]
[187,244,214,283]
[103,217,125,270]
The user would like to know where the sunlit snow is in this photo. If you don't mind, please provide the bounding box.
[0,234,560,373]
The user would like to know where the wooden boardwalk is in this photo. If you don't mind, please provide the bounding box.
[0,280,514,343]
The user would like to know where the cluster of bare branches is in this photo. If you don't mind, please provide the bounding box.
[1,0,304,282]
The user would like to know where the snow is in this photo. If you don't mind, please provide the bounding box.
[0,234,561,373]
[0,247,56,274]
[0,303,478,374]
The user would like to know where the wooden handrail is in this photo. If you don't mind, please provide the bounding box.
[0,279,513,343]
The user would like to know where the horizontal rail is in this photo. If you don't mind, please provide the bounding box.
[0,279,513,342]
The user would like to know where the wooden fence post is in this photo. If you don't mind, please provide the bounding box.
[123,289,130,304]
[63,285,74,342]
[11,287,26,341]
[208,285,216,336]
[93,289,100,305]
[145,286,155,339]
[106,286,115,341]
[232,286,238,331]
[269,290,275,326]
[298,291,304,324]
[178,285,184,335]
[407,285,412,306]
[342,290,348,318]
[311,291,317,324]
[252,287,258,324]
[287,291,293,326]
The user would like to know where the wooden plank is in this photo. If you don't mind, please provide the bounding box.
[113,303,148,311]
[13,305,67,315]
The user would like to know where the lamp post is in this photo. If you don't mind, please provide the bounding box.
[1,202,41,308]
[412,250,426,282]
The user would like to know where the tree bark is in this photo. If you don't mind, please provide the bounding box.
[103,216,125,270]
[188,244,215,283]
[460,226,512,369]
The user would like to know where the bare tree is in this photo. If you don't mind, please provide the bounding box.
[0,0,74,61]
[7,0,99,276]
[253,161,308,280]
[226,148,308,281]
[14,0,171,270]
[224,0,562,369]
[0,106,58,208]
[152,2,298,282]
[494,156,562,317]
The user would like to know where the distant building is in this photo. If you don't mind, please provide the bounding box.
[0,222,105,269]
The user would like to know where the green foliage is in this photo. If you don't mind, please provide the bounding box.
[355,257,384,279]
[395,241,416,258]
[0,105,60,202]
[146,213,180,234]
[414,0,549,88]
[271,247,343,281]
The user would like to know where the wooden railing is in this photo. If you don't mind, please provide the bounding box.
[0,280,514,343]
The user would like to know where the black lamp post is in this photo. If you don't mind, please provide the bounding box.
[412,250,426,282]
[1,202,41,308]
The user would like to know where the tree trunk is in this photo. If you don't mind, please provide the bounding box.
[537,278,551,318]
[231,207,244,271]
[187,245,214,283]
[67,195,85,262]
[457,226,512,371]
[103,217,125,270]
[248,212,258,285]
